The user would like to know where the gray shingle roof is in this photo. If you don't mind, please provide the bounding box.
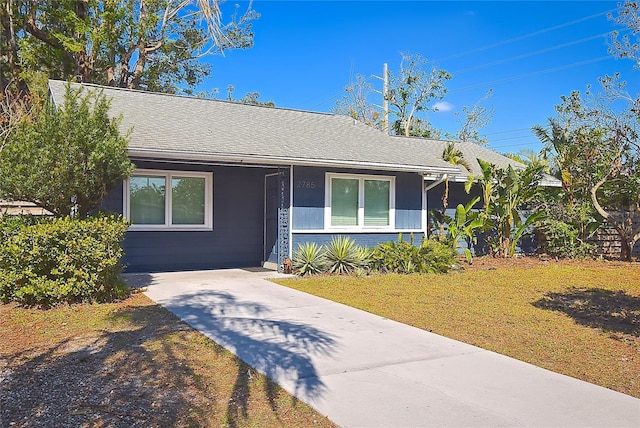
[47,80,560,186]
[48,80,457,174]
[391,136,561,187]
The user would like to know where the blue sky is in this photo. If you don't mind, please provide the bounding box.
[199,1,639,155]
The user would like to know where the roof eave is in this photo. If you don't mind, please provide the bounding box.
[127,148,459,174]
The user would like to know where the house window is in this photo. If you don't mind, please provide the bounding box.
[326,174,394,229]
[125,169,212,230]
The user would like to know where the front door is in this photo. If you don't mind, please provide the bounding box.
[264,173,279,266]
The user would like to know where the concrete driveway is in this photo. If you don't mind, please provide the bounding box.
[124,268,640,428]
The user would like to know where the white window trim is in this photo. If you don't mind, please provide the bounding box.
[324,173,395,232]
[124,169,213,231]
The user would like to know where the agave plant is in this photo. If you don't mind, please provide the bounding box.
[325,236,360,275]
[292,242,326,276]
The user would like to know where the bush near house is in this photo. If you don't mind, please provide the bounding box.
[292,235,457,276]
[0,215,129,306]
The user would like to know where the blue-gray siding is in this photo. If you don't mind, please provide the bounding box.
[103,161,279,272]
[293,233,424,250]
[292,166,423,230]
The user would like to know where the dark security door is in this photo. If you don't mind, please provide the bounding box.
[264,173,279,265]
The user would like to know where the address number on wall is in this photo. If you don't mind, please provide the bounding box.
[296,181,317,189]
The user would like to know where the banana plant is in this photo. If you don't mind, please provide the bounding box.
[447,197,484,263]
[466,158,546,257]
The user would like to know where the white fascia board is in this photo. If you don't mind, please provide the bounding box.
[127,148,459,175]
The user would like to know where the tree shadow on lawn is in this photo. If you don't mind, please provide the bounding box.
[533,288,640,337]
[153,288,338,426]
[0,285,336,428]
[0,303,206,427]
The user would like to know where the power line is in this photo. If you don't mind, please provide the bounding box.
[449,55,611,93]
[451,32,611,75]
[434,8,616,63]
[489,141,543,150]
[485,127,531,135]
[489,134,536,142]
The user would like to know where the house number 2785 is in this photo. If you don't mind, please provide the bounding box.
[296,181,316,189]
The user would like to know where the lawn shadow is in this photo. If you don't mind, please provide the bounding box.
[0,303,206,427]
[533,288,640,337]
[153,289,337,427]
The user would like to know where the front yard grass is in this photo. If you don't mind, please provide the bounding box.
[275,259,640,398]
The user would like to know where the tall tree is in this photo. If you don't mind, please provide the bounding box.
[609,0,639,66]
[537,76,640,260]
[452,89,494,146]
[0,0,258,94]
[0,84,134,218]
[334,53,450,137]
[332,74,383,130]
[387,53,451,137]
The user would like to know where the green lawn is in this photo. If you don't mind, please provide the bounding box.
[275,259,640,398]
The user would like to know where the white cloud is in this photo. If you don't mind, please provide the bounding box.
[432,101,454,112]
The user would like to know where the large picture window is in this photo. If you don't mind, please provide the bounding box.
[326,174,394,229]
[125,170,212,230]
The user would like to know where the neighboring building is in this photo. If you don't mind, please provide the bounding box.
[0,200,51,216]
[48,80,553,272]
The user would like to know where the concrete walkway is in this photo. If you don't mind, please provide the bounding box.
[125,268,640,428]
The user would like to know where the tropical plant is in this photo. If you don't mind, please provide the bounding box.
[466,159,545,257]
[292,242,326,276]
[371,234,456,274]
[324,236,361,275]
[438,141,472,240]
[447,198,484,263]
[533,76,640,260]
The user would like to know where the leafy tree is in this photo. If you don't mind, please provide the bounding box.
[505,148,549,173]
[532,118,602,249]
[225,84,274,106]
[609,0,639,66]
[466,159,545,257]
[0,0,258,94]
[332,74,383,130]
[536,76,640,260]
[450,89,494,146]
[0,83,134,218]
[387,53,452,137]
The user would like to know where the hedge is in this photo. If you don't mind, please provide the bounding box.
[0,215,129,306]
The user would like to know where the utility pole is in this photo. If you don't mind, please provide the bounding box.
[382,62,389,135]
[372,63,390,135]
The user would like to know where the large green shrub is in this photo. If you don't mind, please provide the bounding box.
[0,215,129,306]
[371,235,457,274]
[538,219,596,259]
